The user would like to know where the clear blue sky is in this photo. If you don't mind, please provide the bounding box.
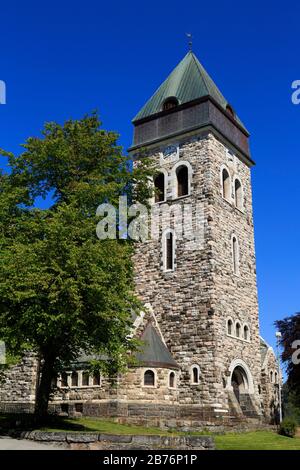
[1,0,299,355]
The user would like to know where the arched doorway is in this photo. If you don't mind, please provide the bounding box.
[231,366,249,403]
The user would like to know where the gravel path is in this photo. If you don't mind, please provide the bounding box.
[0,435,66,450]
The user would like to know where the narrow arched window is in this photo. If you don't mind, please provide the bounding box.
[222,168,231,200]
[93,371,100,386]
[234,179,243,210]
[169,372,175,388]
[232,236,239,274]
[61,372,68,387]
[163,230,175,272]
[163,97,178,111]
[176,165,189,197]
[236,322,241,338]
[243,325,249,341]
[144,369,155,386]
[154,173,165,203]
[227,319,233,335]
[82,371,89,386]
[274,372,278,384]
[191,366,200,384]
[270,371,273,383]
[71,371,78,387]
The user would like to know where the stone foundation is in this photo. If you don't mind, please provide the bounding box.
[46,399,264,431]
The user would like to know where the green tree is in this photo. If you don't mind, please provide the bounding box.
[282,383,300,423]
[0,113,153,420]
[275,313,300,408]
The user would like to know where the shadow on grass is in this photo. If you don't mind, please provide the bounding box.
[0,413,87,433]
[0,412,212,436]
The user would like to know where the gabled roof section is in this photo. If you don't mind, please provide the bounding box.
[133,51,247,132]
[136,324,179,369]
[260,336,275,367]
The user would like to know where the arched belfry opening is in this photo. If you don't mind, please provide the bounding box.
[162,96,179,111]
[231,366,249,403]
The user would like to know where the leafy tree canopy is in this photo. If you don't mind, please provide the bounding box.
[275,313,300,408]
[0,113,153,417]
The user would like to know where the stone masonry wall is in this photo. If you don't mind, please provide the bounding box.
[0,352,38,412]
[133,130,220,409]
[205,133,262,413]
[132,128,263,417]
[261,349,280,423]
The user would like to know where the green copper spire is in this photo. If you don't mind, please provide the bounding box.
[133,51,246,132]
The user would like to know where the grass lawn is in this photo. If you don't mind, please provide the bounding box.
[215,431,300,450]
[43,420,300,450]
[2,413,300,449]
[42,418,300,450]
[40,416,174,436]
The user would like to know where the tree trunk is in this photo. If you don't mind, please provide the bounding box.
[34,353,55,423]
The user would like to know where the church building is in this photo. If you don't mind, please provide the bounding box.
[0,51,280,429]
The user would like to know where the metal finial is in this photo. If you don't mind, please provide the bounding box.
[186,33,193,51]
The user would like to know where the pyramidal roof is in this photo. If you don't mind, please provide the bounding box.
[133,51,246,131]
[136,325,179,369]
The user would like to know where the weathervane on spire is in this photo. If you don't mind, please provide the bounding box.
[186,33,193,51]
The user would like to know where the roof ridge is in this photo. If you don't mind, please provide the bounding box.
[190,52,210,96]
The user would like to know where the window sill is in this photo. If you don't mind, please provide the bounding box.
[59,385,101,389]
[221,196,233,206]
[221,196,245,215]
[171,194,191,202]
[226,333,250,343]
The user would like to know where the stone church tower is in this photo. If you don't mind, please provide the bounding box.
[129,51,265,424]
[0,51,280,428]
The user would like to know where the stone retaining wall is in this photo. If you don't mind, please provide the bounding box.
[48,399,264,431]
[15,431,215,450]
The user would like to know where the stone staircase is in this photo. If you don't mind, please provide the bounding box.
[239,393,259,418]
[227,391,261,422]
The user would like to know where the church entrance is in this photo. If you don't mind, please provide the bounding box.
[231,366,249,403]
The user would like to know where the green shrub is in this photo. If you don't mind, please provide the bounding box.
[284,402,300,425]
[279,417,297,438]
